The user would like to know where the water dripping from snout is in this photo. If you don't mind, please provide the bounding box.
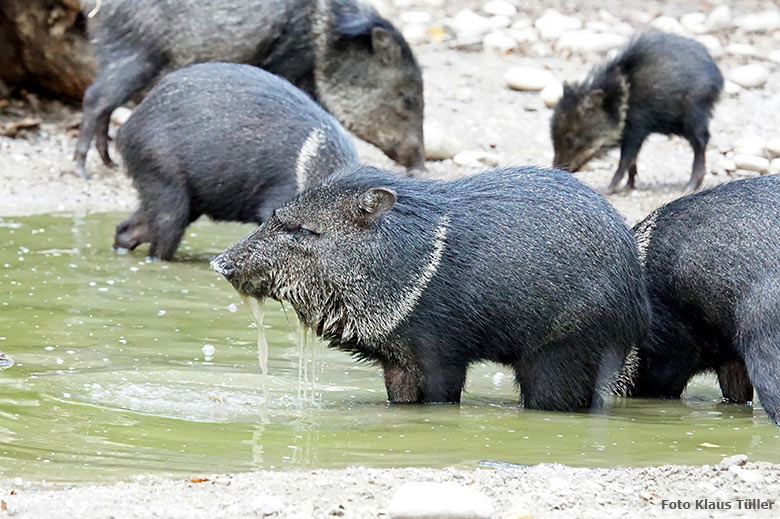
[294,320,324,406]
[243,295,269,400]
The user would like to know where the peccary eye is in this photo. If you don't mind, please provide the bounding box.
[297,226,320,237]
[402,94,414,111]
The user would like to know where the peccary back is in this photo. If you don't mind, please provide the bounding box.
[114,62,359,260]
[213,165,650,411]
[633,175,780,425]
[74,0,424,177]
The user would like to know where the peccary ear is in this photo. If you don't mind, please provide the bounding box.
[579,89,604,114]
[356,187,397,225]
[371,27,402,65]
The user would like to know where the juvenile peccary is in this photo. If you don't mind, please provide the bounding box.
[632,175,780,425]
[114,63,359,261]
[211,165,650,411]
[75,0,423,178]
[551,31,723,193]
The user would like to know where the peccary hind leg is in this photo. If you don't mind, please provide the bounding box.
[742,335,780,426]
[717,360,754,403]
[141,180,192,261]
[114,208,152,250]
[75,51,161,178]
[383,364,422,403]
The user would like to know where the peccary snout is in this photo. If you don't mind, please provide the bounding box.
[210,254,237,281]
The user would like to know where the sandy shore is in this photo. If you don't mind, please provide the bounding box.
[2,460,780,518]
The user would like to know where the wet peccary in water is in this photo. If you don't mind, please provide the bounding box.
[75,0,424,178]
[114,63,359,261]
[632,175,780,425]
[551,30,723,193]
[211,165,650,411]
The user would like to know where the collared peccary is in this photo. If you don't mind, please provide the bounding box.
[551,31,723,193]
[74,0,424,178]
[114,62,359,261]
[211,165,650,411]
[632,175,780,425]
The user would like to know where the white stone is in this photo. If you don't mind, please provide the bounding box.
[388,482,494,519]
[766,138,780,159]
[424,123,463,160]
[770,49,780,63]
[483,0,516,18]
[504,66,556,91]
[453,150,500,168]
[729,64,769,88]
[734,154,770,174]
[402,24,428,45]
[508,26,539,44]
[727,43,761,57]
[723,80,742,95]
[399,11,431,25]
[232,494,284,516]
[483,31,517,53]
[534,9,582,41]
[650,16,688,36]
[734,136,766,157]
[680,12,707,34]
[705,5,732,32]
[446,9,493,40]
[771,158,780,174]
[540,82,563,107]
[556,30,627,54]
[695,35,723,58]
[488,15,511,30]
[734,10,780,32]
[729,465,765,484]
[110,106,133,126]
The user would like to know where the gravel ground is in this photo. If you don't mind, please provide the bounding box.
[1,0,780,516]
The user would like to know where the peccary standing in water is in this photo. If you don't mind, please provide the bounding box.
[632,175,780,425]
[75,0,424,178]
[551,31,723,193]
[211,165,650,411]
[114,63,359,261]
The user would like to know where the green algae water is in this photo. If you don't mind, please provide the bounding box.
[1,213,779,483]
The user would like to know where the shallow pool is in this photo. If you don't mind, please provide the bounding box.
[1,213,778,482]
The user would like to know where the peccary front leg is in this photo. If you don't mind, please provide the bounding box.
[717,360,754,403]
[383,364,422,403]
[75,52,161,178]
[608,131,647,194]
[742,335,780,426]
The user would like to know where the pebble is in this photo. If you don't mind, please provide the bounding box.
[482,0,516,18]
[765,138,780,159]
[680,12,707,34]
[402,24,428,45]
[453,150,500,168]
[504,66,556,91]
[727,43,761,57]
[248,494,284,516]
[770,49,780,63]
[733,136,766,157]
[508,26,539,44]
[718,454,748,469]
[483,31,518,53]
[729,465,765,484]
[734,10,780,32]
[771,158,780,174]
[650,16,688,36]
[534,9,582,41]
[734,154,770,174]
[705,5,732,32]
[695,35,723,58]
[540,82,564,107]
[399,11,431,25]
[388,482,494,519]
[723,80,742,95]
[729,64,769,88]
[556,30,627,54]
[110,107,133,126]
[447,9,493,40]
[424,123,463,160]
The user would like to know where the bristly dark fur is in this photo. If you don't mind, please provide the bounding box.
[214,165,651,412]
[632,175,780,426]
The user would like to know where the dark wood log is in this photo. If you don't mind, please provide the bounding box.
[0,0,95,102]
